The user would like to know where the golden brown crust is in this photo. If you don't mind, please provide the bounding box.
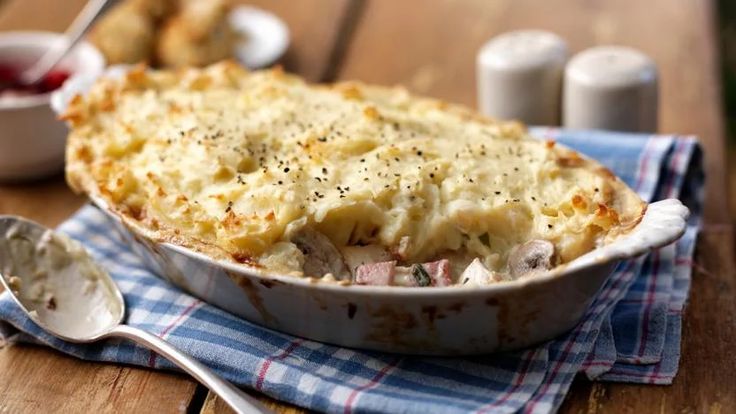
[65,62,647,277]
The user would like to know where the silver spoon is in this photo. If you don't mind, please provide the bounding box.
[0,216,270,414]
[18,0,115,86]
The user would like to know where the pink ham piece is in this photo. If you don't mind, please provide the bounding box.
[421,259,452,287]
[355,261,396,285]
[341,245,392,276]
[354,259,452,287]
[392,259,452,287]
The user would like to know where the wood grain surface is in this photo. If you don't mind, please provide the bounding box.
[0,345,199,413]
[0,0,732,413]
[245,0,353,81]
[201,390,305,414]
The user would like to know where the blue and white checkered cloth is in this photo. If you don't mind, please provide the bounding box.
[0,129,703,413]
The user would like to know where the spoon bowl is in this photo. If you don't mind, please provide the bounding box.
[0,215,123,342]
[0,215,269,414]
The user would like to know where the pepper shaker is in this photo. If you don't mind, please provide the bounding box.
[563,46,658,132]
[476,30,568,125]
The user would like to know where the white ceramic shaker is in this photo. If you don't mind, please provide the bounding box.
[563,46,658,132]
[476,30,568,125]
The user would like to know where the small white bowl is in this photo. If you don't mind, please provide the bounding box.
[230,5,290,69]
[0,31,105,181]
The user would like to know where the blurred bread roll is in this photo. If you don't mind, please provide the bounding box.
[89,0,236,67]
[128,0,178,21]
[156,0,236,67]
[88,3,155,65]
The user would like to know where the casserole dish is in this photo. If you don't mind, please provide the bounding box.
[53,66,689,354]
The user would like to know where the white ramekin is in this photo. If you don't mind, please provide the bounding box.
[0,31,105,181]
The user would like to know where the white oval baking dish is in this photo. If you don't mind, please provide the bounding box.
[53,70,689,355]
[87,195,687,355]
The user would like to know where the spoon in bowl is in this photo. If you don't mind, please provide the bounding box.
[0,215,270,414]
[13,0,114,87]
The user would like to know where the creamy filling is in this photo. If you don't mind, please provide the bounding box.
[289,228,555,286]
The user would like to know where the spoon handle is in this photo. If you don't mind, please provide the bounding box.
[106,324,271,414]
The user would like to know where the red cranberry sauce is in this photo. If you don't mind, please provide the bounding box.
[0,63,71,97]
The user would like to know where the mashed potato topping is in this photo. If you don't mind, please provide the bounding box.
[64,62,645,285]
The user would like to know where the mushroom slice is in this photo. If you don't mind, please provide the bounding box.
[291,228,348,279]
[508,239,555,278]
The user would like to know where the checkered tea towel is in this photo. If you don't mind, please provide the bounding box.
[0,129,703,414]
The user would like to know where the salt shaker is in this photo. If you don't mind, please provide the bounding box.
[563,46,658,132]
[476,30,568,125]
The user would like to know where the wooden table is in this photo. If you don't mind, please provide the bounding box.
[0,0,733,412]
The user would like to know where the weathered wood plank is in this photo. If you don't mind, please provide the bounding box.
[200,388,307,414]
[243,0,353,81]
[0,175,85,227]
[0,344,199,413]
[0,0,88,31]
